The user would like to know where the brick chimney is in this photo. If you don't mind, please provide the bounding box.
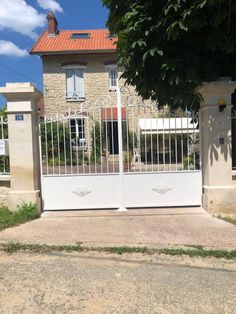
[47,11,58,35]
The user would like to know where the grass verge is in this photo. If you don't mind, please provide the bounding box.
[1,242,236,259]
[0,203,40,231]
[217,215,236,226]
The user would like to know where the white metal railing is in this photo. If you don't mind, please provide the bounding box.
[0,114,9,175]
[40,97,200,176]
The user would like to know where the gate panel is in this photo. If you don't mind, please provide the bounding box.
[39,90,202,211]
[42,175,120,210]
[124,172,202,208]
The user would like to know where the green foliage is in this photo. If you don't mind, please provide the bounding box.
[123,151,133,165]
[0,106,7,119]
[0,106,9,173]
[217,215,236,225]
[16,203,40,220]
[1,242,236,259]
[41,121,89,166]
[0,203,39,231]
[2,242,83,254]
[103,0,236,111]
[41,121,70,159]
[183,155,194,170]
[103,246,148,255]
[47,152,89,167]
[128,130,137,152]
[90,121,105,163]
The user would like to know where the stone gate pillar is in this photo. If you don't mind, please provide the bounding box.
[0,83,42,211]
[199,81,236,215]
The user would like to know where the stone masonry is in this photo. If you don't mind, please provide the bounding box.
[43,53,123,116]
[0,182,10,207]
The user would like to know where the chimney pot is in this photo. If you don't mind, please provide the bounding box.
[47,11,58,35]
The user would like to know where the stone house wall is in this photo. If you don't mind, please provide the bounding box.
[42,54,164,158]
[43,53,126,116]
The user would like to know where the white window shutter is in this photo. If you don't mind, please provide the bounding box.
[66,69,75,98]
[75,68,85,98]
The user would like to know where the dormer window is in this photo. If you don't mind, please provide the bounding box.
[108,33,116,39]
[71,33,91,39]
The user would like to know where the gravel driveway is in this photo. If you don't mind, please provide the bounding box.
[0,251,236,313]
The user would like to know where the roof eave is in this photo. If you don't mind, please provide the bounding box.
[30,49,117,56]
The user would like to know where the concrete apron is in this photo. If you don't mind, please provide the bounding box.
[0,207,236,249]
[41,206,204,218]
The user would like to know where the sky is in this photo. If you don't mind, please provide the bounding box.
[0,0,109,106]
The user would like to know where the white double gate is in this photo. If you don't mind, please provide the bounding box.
[39,89,202,211]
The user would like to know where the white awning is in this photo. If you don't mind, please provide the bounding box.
[139,118,198,134]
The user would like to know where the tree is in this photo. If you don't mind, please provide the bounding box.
[103,0,236,110]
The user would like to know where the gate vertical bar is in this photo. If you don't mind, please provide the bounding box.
[117,82,127,211]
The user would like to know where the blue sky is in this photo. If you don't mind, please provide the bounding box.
[0,0,109,106]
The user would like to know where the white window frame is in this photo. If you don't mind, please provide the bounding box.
[63,65,86,101]
[105,65,118,91]
[70,117,87,149]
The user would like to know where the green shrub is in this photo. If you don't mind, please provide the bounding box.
[90,121,105,164]
[16,203,40,220]
[0,203,40,231]
[183,155,194,170]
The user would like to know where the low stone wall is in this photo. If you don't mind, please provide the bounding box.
[0,179,10,207]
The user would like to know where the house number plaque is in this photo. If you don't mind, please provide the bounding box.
[15,114,24,121]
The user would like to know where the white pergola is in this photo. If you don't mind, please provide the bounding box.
[138,118,199,134]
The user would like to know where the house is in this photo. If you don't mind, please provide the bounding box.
[37,96,45,118]
[31,12,119,115]
[31,12,125,156]
[31,12,199,178]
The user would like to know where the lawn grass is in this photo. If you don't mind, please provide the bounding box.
[217,215,236,226]
[1,242,236,259]
[0,203,40,231]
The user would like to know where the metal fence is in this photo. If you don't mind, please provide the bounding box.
[0,115,9,174]
[40,96,200,176]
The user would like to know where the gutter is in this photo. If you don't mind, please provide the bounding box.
[30,49,117,56]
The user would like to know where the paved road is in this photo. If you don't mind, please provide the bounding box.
[0,252,235,313]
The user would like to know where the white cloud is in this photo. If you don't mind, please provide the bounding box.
[0,40,28,57]
[0,0,46,39]
[37,0,63,13]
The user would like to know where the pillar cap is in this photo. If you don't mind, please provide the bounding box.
[197,80,236,96]
[0,82,42,101]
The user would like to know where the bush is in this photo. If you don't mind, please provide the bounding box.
[16,203,40,220]
[90,121,105,164]
[183,156,194,170]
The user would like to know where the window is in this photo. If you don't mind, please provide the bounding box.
[65,67,85,100]
[70,118,86,148]
[71,33,91,39]
[107,33,116,39]
[109,67,118,90]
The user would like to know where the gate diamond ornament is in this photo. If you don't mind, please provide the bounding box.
[152,184,172,195]
[73,186,92,197]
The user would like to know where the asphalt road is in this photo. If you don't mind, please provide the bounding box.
[0,252,235,313]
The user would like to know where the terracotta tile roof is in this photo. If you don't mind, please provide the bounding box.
[31,29,117,55]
